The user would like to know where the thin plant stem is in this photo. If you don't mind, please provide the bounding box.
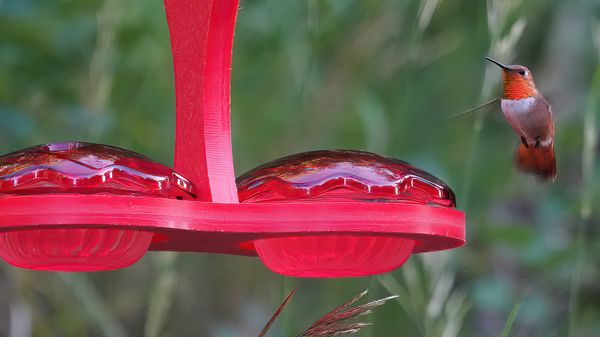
[281,276,296,337]
[58,273,128,337]
[568,232,585,337]
[144,252,178,337]
[86,0,118,141]
[462,0,526,209]
[460,111,486,211]
[500,298,522,337]
[363,276,380,337]
[260,285,299,337]
[568,60,600,337]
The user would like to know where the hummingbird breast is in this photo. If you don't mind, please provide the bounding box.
[501,96,554,146]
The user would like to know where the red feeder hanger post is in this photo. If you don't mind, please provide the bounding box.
[0,0,466,277]
[166,0,239,204]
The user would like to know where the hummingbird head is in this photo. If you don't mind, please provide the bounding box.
[485,56,538,100]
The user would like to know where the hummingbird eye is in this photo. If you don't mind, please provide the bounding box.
[518,69,527,76]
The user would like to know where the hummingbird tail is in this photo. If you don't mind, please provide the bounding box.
[515,142,556,181]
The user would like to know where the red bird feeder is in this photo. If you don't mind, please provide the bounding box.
[0,0,465,277]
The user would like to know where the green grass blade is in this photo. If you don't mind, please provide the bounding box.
[500,299,522,337]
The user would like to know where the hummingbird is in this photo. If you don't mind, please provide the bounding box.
[485,56,556,181]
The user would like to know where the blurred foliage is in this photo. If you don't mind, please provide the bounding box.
[1,0,600,336]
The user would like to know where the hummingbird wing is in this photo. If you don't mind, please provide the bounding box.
[446,98,500,119]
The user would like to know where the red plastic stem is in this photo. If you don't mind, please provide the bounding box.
[165,0,239,203]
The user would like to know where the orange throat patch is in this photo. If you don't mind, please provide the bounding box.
[502,71,536,100]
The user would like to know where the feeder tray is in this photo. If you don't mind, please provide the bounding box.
[0,0,465,277]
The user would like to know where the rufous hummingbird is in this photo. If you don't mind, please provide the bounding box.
[485,56,556,181]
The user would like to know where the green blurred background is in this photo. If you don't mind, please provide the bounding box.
[1,0,600,336]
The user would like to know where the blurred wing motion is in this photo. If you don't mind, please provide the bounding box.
[446,98,500,119]
[296,289,398,337]
[259,285,299,337]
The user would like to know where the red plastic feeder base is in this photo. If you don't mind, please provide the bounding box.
[0,195,464,276]
[0,228,153,271]
[255,235,415,277]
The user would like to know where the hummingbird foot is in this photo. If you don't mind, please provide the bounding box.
[521,137,529,148]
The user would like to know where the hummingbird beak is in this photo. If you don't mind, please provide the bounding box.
[484,56,509,70]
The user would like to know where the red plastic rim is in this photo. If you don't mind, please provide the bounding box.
[0,228,153,271]
[254,235,416,277]
[0,195,465,258]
